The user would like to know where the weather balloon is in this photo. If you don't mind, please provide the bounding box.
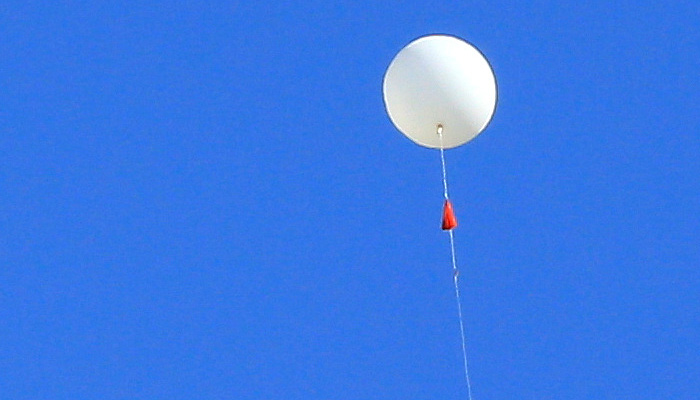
[382,34,498,400]
[383,34,497,149]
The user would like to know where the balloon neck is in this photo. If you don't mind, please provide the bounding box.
[436,124,443,135]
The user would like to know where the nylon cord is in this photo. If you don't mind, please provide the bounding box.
[439,131,449,200]
[449,230,473,400]
[438,127,474,400]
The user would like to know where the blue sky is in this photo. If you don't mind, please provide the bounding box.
[1,1,698,399]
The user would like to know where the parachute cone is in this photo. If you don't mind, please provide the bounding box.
[441,199,458,231]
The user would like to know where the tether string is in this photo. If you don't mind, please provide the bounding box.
[438,126,474,400]
[439,128,449,200]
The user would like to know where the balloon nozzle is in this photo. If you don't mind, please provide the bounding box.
[436,124,443,135]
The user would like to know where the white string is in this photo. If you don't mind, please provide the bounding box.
[450,230,474,400]
[438,126,474,400]
[438,126,449,200]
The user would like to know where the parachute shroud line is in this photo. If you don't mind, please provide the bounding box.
[438,127,473,400]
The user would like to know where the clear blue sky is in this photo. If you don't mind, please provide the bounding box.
[1,1,698,399]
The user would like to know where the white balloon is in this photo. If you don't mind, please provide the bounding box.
[383,35,497,149]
